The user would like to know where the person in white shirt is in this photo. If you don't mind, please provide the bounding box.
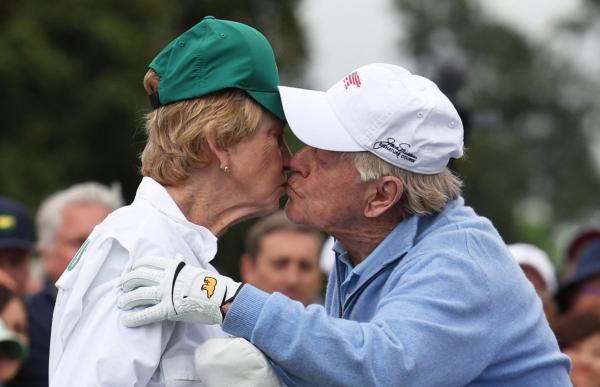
[49,16,290,387]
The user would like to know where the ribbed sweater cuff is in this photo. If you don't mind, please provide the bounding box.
[222,284,269,339]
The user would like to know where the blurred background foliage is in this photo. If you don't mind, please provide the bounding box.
[1,0,598,276]
[396,0,600,265]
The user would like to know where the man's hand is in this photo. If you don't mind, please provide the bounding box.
[118,256,242,327]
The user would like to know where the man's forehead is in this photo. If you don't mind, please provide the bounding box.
[261,228,321,244]
[310,147,349,164]
[257,230,321,255]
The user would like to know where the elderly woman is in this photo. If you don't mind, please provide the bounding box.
[48,17,290,386]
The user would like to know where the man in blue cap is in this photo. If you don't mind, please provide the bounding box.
[557,239,600,317]
[0,196,34,296]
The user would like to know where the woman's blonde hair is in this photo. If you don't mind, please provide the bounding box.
[140,70,264,185]
[343,152,463,218]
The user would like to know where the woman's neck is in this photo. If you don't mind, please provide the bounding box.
[165,169,259,237]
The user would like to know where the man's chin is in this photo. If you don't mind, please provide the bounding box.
[284,199,304,225]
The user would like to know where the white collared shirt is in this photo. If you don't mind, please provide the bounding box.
[49,177,225,387]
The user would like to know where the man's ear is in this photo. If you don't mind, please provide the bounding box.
[363,176,403,218]
[239,254,256,284]
[206,135,230,170]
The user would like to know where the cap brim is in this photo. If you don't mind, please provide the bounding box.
[246,90,286,122]
[278,86,363,151]
[0,239,34,252]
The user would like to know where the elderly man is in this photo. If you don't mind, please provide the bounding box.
[240,211,324,306]
[8,182,123,387]
[119,64,571,386]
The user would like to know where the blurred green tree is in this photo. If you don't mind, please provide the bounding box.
[395,0,600,264]
[0,0,306,276]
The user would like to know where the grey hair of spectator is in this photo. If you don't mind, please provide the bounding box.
[36,182,124,249]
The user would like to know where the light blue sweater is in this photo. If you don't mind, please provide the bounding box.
[223,198,571,386]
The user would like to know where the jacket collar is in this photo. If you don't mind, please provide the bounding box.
[133,177,218,264]
[332,197,465,294]
[333,214,419,291]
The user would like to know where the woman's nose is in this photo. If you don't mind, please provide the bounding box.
[280,138,292,169]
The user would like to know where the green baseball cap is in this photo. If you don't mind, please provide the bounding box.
[149,16,285,121]
[0,319,28,361]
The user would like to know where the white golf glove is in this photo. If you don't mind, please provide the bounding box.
[118,256,242,327]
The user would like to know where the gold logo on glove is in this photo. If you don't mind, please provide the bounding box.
[201,277,217,298]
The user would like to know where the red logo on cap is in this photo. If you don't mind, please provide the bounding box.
[343,72,361,89]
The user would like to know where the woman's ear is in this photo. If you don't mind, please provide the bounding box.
[206,135,230,169]
[364,176,404,218]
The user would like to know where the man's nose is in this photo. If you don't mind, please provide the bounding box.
[284,266,301,287]
[289,146,311,177]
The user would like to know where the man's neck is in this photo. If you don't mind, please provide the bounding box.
[333,216,402,267]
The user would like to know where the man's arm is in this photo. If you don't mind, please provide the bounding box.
[119,253,500,386]
[222,253,497,387]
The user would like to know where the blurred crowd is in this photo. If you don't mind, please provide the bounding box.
[508,234,600,387]
[0,185,599,386]
[0,185,123,386]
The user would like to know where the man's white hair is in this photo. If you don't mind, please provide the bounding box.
[37,182,124,249]
[343,152,463,218]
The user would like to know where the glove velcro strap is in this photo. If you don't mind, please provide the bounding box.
[220,283,244,319]
[172,261,186,316]
[223,283,244,306]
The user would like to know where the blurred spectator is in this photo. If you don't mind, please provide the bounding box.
[0,283,29,384]
[508,243,558,295]
[553,312,600,387]
[0,197,35,296]
[240,211,324,306]
[508,243,559,324]
[563,229,600,281]
[556,240,600,317]
[8,183,123,387]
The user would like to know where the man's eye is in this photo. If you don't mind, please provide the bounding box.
[299,261,315,273]
[271,259,287,270]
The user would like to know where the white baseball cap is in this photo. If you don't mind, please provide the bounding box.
[508,243,558,294]
[279,63,464,174]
